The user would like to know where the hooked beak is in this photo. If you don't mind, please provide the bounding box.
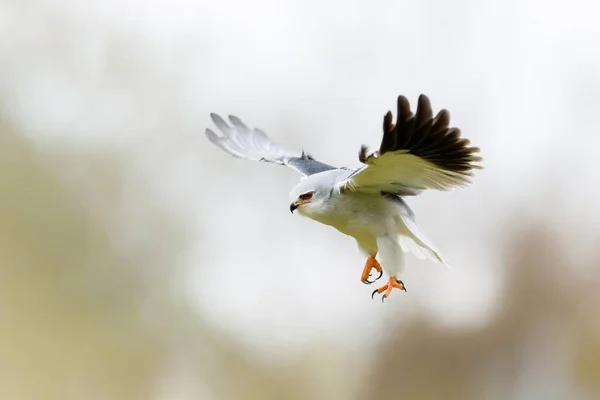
[290,203,298,213]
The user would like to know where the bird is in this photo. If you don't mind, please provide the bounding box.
[205,94,483,301]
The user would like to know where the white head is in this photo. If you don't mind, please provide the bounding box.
[288,170,339,217]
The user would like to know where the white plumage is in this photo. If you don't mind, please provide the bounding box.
[205,94,482,300]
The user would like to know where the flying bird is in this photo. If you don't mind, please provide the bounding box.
[205,94,482,301]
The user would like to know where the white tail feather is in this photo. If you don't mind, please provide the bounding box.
[376,236,406,278]
[397,214,450,267]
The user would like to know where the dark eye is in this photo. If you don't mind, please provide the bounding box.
[299,192,313,201]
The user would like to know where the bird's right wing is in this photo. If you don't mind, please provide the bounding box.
[336,94,483,196]
[206,113,337,176]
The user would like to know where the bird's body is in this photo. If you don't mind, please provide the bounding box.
[290,168,444,279]
[206,94,482,301]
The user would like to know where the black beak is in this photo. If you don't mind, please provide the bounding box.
[290,203,298,213]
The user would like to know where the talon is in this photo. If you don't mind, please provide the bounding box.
[371,282,389,300]
[371,289,378,299]
[396,278,407,292]
[372,277,406,301]
[361,255,383,285]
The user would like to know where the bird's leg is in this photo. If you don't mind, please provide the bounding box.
[361,255,383,285]
[371,277,407,302]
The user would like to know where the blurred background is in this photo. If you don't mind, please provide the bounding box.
[1,0,600,399]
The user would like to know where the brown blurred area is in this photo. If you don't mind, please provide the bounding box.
[2,119,600,400]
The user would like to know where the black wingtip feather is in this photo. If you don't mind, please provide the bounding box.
[380,111,396,154]
[358,145,371,163]
[414,94,433,129]
[396,96,413,125]
[375,94,482,173]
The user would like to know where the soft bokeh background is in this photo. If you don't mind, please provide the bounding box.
[2,0,600,399]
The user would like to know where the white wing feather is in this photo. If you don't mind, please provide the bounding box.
[337,151,475,195]
[206,114,292,163]
[205,113,336,176]
[398,212,449,267]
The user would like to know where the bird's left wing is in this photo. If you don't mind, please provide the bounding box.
[206,113,336,176]
[336,94,483,196]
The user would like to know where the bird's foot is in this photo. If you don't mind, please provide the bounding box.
[371,277,406,302]
[361,256,383,284]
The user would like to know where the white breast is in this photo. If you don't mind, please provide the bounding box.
[308,192,399,239]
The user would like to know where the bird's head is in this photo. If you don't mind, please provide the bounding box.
[288,175,333,217]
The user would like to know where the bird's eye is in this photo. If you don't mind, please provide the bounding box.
[299,193,313,201]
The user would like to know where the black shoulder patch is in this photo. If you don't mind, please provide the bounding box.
[286,157,337,176]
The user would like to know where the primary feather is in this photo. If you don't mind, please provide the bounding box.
[337,94,483,195]
[205,113,336,176]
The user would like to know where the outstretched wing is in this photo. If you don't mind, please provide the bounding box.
[206,113,337,176]
[337,94,483,196]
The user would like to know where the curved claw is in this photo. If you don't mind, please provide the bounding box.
[361,256,382,286]
[363,270,383,285]
[371,278,407,302]
[397,279,407,292]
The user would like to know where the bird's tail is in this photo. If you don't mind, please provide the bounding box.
[396,213,450,267]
